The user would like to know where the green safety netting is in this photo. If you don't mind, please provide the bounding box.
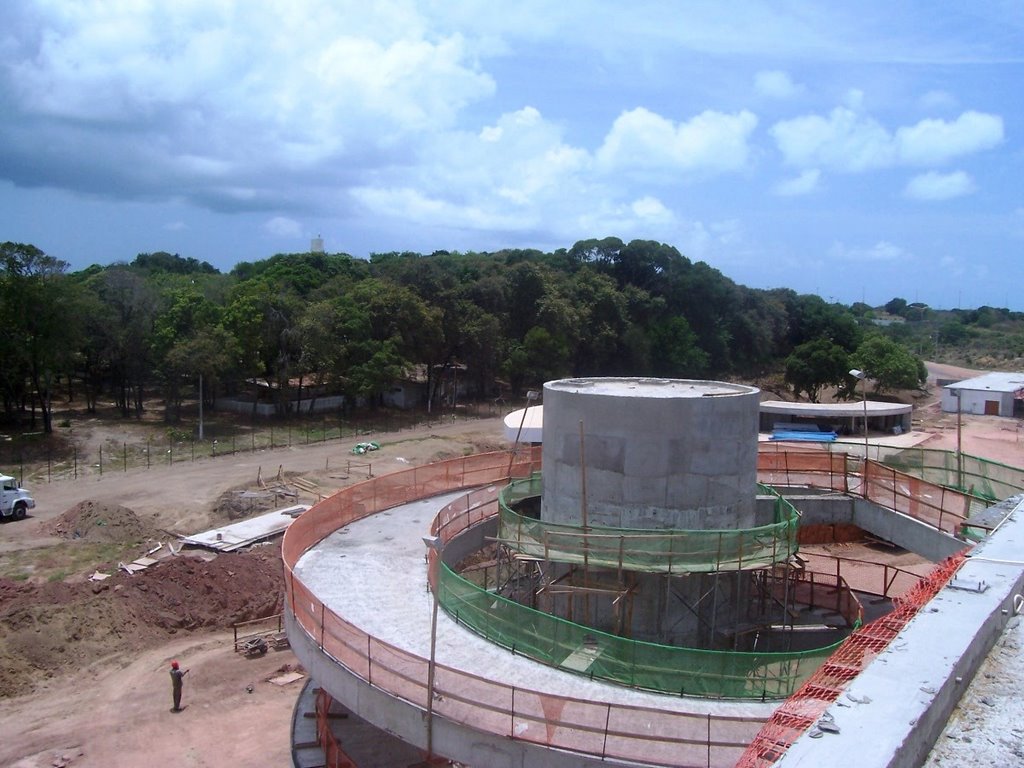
[882,447,1024,502]
[497,474,799,574]
[437,561,849,699]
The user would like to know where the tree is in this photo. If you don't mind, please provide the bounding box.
[223,281,302,415]
[785,294,862,353]
[851,335,927,394]
[884,297,908,317]
[648,316,709,378]
[152,287,227,420]
[504,327,570,393]
[0,243,78,432]
[784,338,851,402]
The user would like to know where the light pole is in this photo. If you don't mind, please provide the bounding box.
[422,534,442,760]
[849,369,869,460]
[953,388,963,489]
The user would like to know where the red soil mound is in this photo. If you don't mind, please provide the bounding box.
[0,544,283,697]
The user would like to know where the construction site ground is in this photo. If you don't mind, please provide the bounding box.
[1,363,1022,767]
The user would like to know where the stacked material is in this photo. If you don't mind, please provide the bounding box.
[770,429,838,442]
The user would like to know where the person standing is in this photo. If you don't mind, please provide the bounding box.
[169,660,189,712]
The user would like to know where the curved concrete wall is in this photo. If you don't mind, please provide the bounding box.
[540,377,760,530]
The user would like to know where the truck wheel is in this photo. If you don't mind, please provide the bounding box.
[12,503,26,521]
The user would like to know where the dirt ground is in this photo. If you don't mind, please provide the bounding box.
[0,415,507,767]
[0,365,1021,768]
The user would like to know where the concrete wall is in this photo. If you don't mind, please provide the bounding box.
[941,388,1014,416]
[778,497,1024,768]
[285,609,615,768]
[758,492,967,563]
[215,394,345,416]
[540,378,760,530]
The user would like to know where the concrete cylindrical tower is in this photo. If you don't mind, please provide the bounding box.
[540,377,760,530]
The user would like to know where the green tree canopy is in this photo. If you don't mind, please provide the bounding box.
[851,335,927,394]
[784,338,851,402]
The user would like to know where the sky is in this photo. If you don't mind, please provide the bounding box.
[1,1,1022,310]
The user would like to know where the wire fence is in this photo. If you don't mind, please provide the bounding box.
[0,401,506,487]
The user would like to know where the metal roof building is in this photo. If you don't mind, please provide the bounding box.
[942,372,1024,417]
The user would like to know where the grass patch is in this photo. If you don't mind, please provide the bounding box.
[0,540,141,582]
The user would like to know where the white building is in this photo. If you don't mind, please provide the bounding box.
[942,371,1024,417]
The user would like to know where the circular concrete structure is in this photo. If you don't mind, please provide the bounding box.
[540,377,760,530]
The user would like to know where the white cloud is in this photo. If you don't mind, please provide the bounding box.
[774,169,821,196]
[829,240,909,262]
[772,107,1004,172]
[754,70,803,99]
[596,108,758,177]
[771,107,893,171]
[904,170,976,201]
[895,112,1003,165]
[630,196,673,221]
[353,106,593,234]
[2,1,496,209]
[264,216,302,237]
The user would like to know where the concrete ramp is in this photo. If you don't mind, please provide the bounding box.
[181,504,309,551]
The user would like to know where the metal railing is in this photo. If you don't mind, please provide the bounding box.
[284,449,762,767]
[283,447,998,766]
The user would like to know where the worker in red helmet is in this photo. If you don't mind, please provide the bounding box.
[169,660,189,712]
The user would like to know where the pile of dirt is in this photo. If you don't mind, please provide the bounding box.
[46,500,156,544]
[0,543,284,697]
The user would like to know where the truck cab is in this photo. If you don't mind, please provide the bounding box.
[0,475,35,521]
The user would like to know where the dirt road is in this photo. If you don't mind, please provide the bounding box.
[1,387,1022,768]
[0,415,507,767]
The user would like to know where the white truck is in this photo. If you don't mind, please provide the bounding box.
[0,475,35,521]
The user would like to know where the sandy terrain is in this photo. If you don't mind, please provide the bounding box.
[0,416,506,767]
[0,364,1021,768]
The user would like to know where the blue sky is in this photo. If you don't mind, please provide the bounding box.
[1,2,1022,309]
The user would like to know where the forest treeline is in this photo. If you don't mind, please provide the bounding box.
[2,237,1020,434]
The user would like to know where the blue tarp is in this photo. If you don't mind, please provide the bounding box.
[770,429,837,442]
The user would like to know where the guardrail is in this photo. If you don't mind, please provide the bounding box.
[756,450,978,535]
[282,447,982,766]
[284,449,762,767]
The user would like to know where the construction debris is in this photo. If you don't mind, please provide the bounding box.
[180,504,310,552]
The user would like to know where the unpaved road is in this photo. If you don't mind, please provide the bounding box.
[1,375,1022,768]
[0,415,506,768]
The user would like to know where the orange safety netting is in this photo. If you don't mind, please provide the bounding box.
[734,551,967,768]
[315,689,358,768]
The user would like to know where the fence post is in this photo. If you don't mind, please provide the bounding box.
[47,449,51,483]
[191,439,195,462]
[602,702,612,758]
[271,426,274,449]
[123,441,127,472]
[147,437,151,469]
[99,446,102,476]
[74,445,78,479]
[168,437,172,466]
[707,712,712,768]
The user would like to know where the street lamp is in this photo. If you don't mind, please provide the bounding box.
[849,369,869,460]
[422,534,442,760]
